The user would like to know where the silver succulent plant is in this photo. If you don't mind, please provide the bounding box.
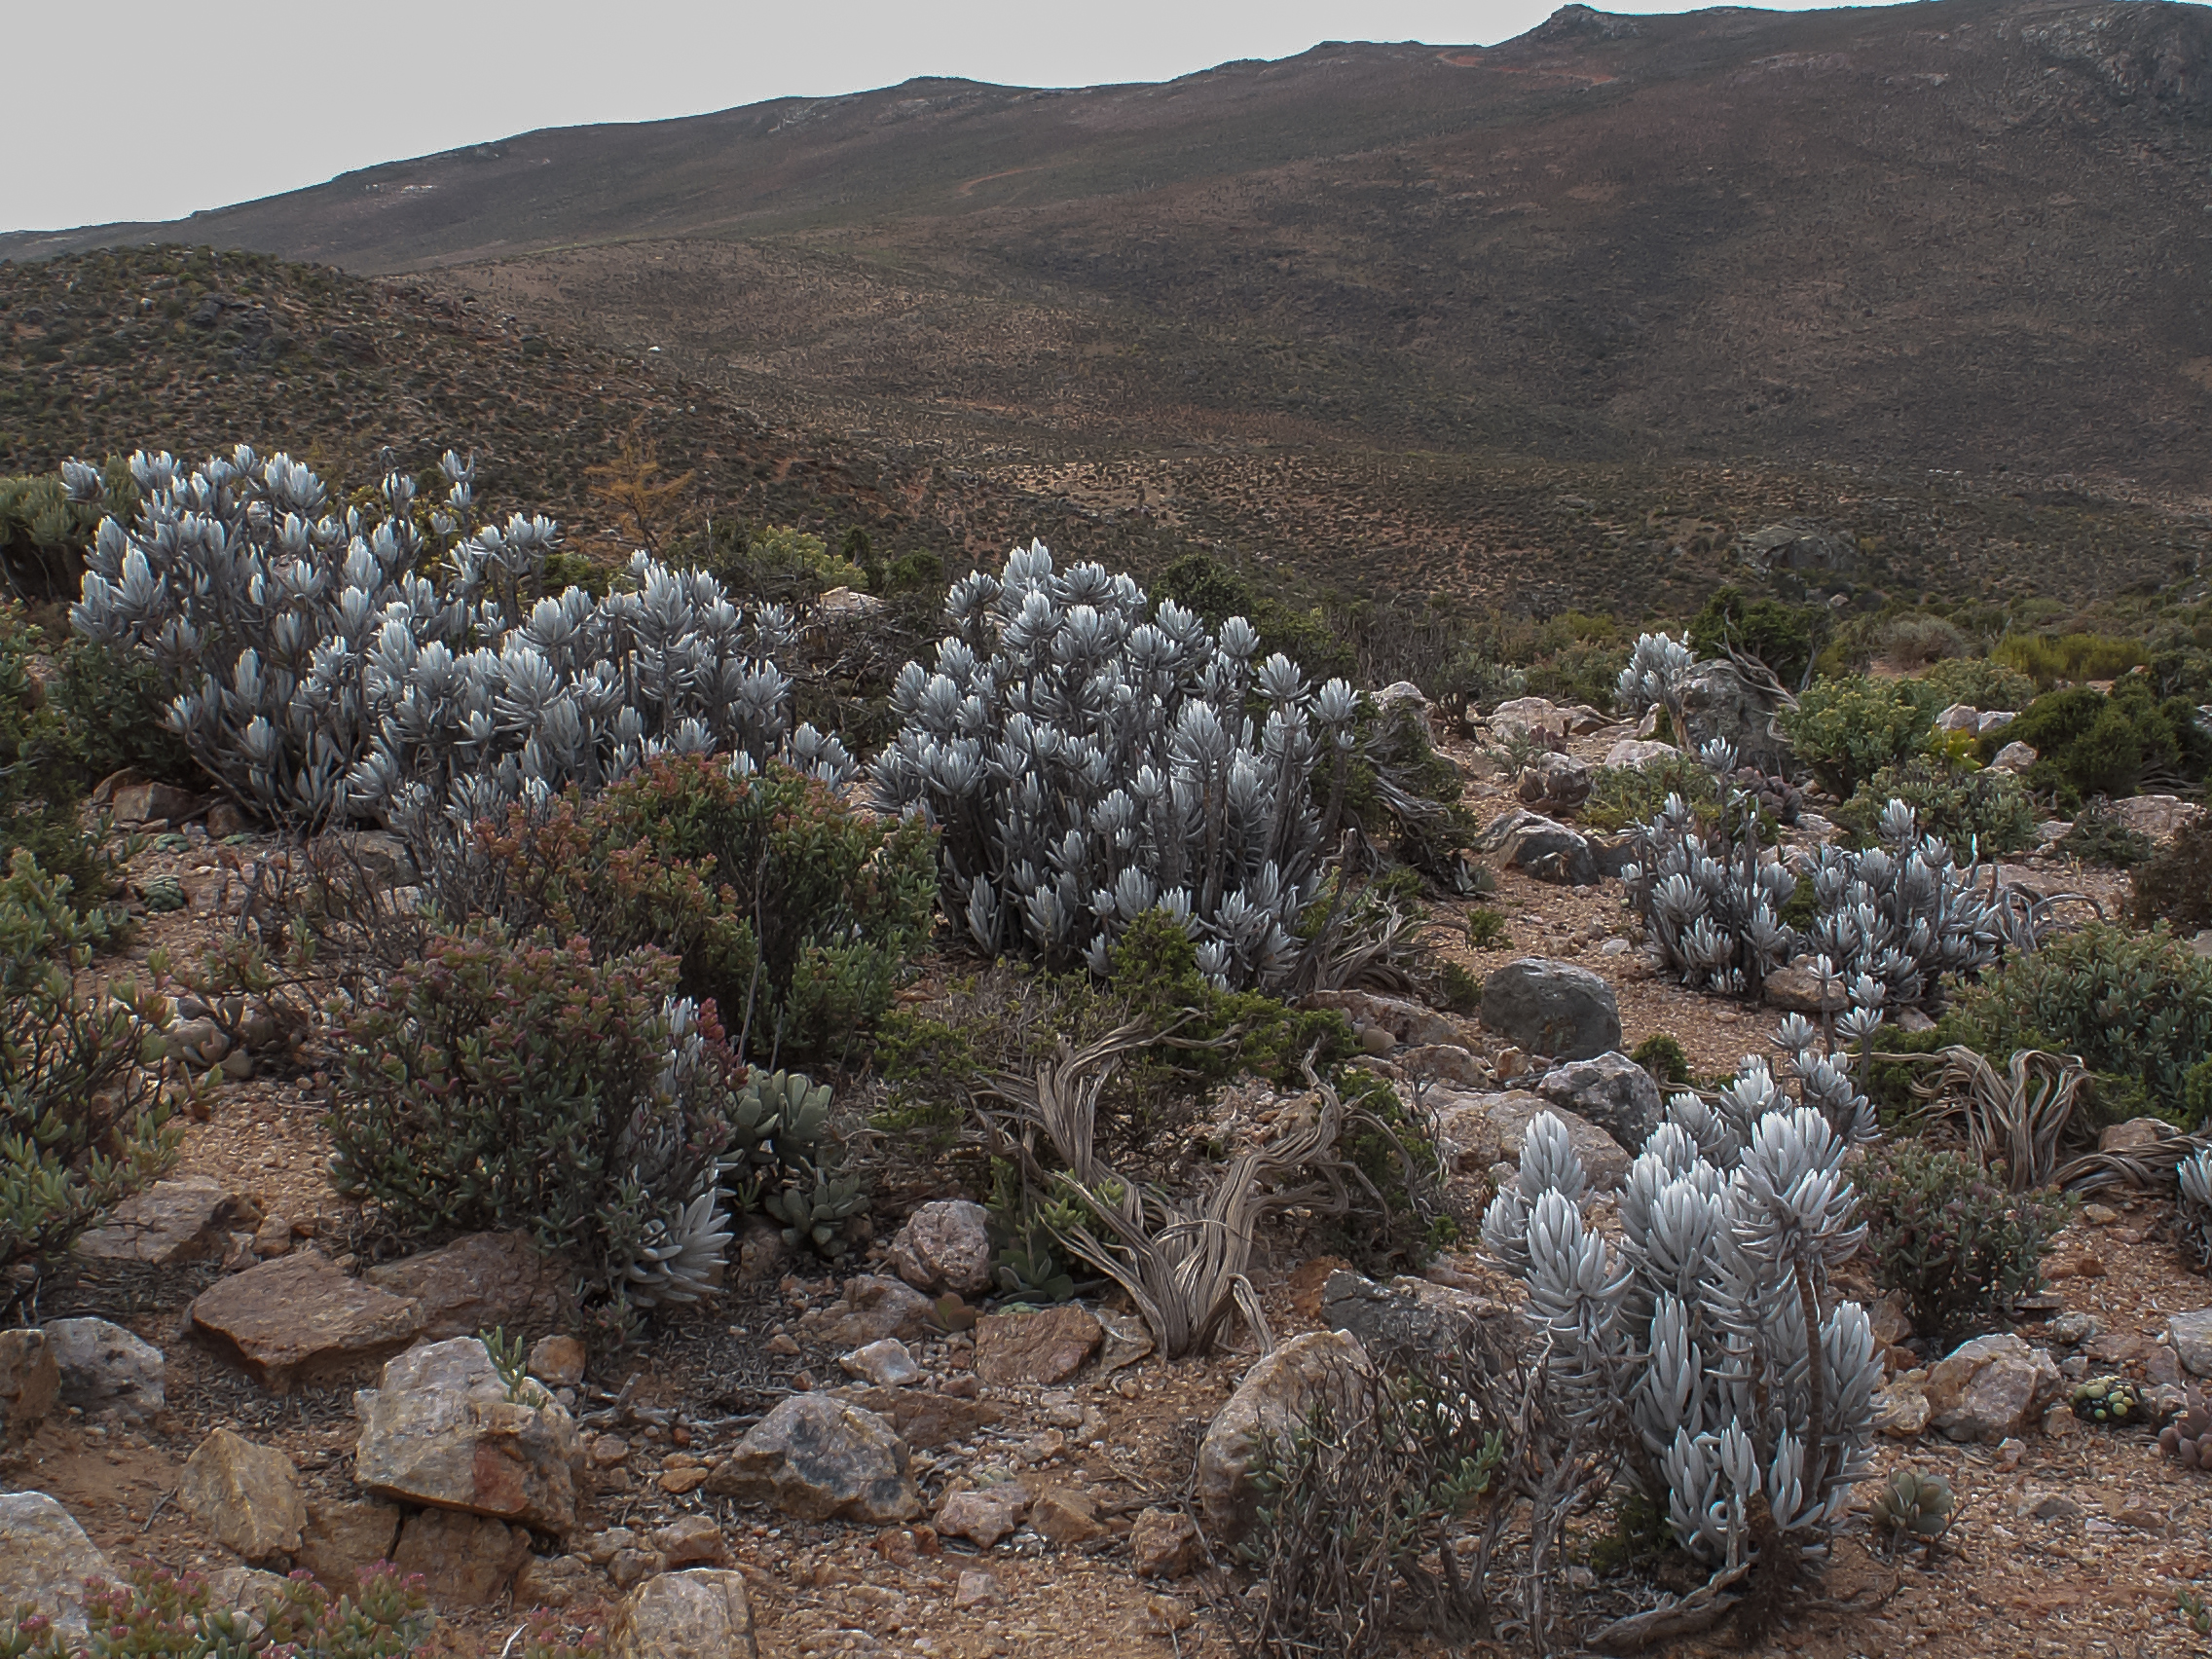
[1799,800,2002,1010]
[869,541,1357,989]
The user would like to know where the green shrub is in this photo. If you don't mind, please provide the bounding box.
[331,923,742,1306]
[2132,815,2212,936]
[1462,907,1510,950]
[1859,1140,2071,1345]
[1688,586,1825,687]
[1581,751,1716,831]
[0,457,137,600]
[1783,677,1936,797]
[1994,631,2147,689]
[1913,656,2038,714]
[1439,959,1483,1013]
[1955,924,2212,1124]
[1835,756,2036,856]
[1996,679,2212,808]
[2055,798,2155,868]
[1873,613,1968,670]
[473,755,937,1061]
[1,852,178,1270]
[1630,1032,1693,1088]
[0,608,134,912]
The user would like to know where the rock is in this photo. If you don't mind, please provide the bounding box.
[1923,1334,2063,1444]
[295,1496,403,1590]
[705,1394,920,1524]
[1489,696,1569,738]
[1532,1051,1663,1149]
[1736,519,1854,578]
[73,1175,261,1265]
[2192,928,2212,961]
[1374,681,1430,719]
[2049,1311,2099,1346]
[1198,1331,1374,1540]
[1479,809,1598,886]
[0,1492,116,1633]
[362,1231,570,1342]
[1977,710,2017,736]
[353,1335,585,1535]
[2168,1310,2212,1377]
[886,1199,995,1298]
[1935,703,1981,733]
[652,1515,728,1567]
[1873,1381,1932,1438]
[1516,752,1592,812]
[840,1338,921,1387]
[608,1547,669,1590]
[191,1250,424,1391]
[2097,1117,2173,1155]
[1763,964,1846,1014]
[2110,794,2203,842]
[177,1428,307,1565]
[204,1566,289,1618]
[1990,741,2038,774]
[1299,990,1462,1050]
[0,1329,59,1446]
[391,1508,532,1606]
[1095,1310,1156,1376]
[204,801,250,839]
[1128,1507,1203,1578]
[1030,1486,1105,1545]
[42,1317,164,1421]
[1319,1270,1506,1359]
[974,1305,1103,1385]
[515,1553,606,1609]
[1480,958,1621,1061]
[840,1387,1004,1450]
[315,829,418,890]
[608,1568,758,1659]
[935,1483,1031,1548]
[1433,1089,1633,1191]
[1603,738,1679,770]
[953,1569,1002,1609]
[1396,1044,1490,1088]
[1868,1297,1914,1349]
[795,1273,936,1349]
[108,778,202,826]
[529,1335,588,1389]
[1678,661,1787,770]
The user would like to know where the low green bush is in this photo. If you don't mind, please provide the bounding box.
[1859,1140,2070,1345]
[1913,656,2038,714]
[1835,756,2036,856]
[1954,924,2212,1124]
[1630,1032,1693,1088]
[1873,613,1968,670]
[1689,585,1826,687]
[1995,678,2211,809]
[1994,631,2147,689]
[472,755,937,1061]
[1783,676,1936,797]
[2132,815,2212,936]
[2055,798,2155,868]
[330,923,743,1308]
[1581,751,1717,831]
[1,851,178,1270]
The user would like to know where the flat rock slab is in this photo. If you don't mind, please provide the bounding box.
[840,1387,1003,1450]
[73,1176,261,1266]
[352,1336,584,1535]
[192,1250,424,1391]
[362,1231,570,1342]
[0,1491,115,1633]
[974,1305,1103,1385]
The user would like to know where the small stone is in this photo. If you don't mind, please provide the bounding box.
[0,1492,115,1634]
[249,1216,292,1258]
[953,1569,1002,1609]
[1990,741,2037,774]
[659,1466,709,1494]
[936,1484,1031,1548]
[840,1338,921,1387]
[840,1387,1003,1450]
[1924,1333,2063,1443]
[74,1176,261,1266]
[651,1514,728,1567]
[2045,1250,2106,1281]
[1095,1310,1155,1376]
[795,1273,937,1349]
[1128,1507,1203,1578]
[190,1249,424,1391]
[704,1393,920,1524]
[392,1508,532,1606]
[177,1427,307,1565]
[0,1330,60,1446]
[295,1496,403,1591]
[515,1553,605,1609]
[590,1433,632,1467]
[204,801,250,839]
[1995,1436,2026,1471]
[2096,1118,2170,1155]
[765,1333,801,1356]
[886,1200,995,1298]
[1867,1296,1913,1349]
[1492,1046,1530,1081]
[974,1305,1103,1386]
[529,1335,588,1388]
[1132,1594,1195,1636]
[2049,1311,2100,1346]
[2032,1493,2083,1521]
[2082,1203,2120,1227]
[1030,1486,1105,1546]
[608,1568,757,1659]
[608,1547,670,1590]
[1873,1382,1931,1438]
[1762,965,1847,1014]
[2168,1309,2212,1377]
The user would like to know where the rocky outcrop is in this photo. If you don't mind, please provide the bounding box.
[886,1200,995,1298]
[1480,958,1621,1061]
[191,1250,424,1390]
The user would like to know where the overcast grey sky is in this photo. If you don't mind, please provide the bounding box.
[7,1,1867,236]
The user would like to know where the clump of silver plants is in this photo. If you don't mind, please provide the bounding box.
[870,541,1357,989]
[68,447,852,839]
[1625,736,2003,1010]
[1483,1009,1885,1582]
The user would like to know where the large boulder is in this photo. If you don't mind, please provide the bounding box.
[1432,1090,1633,1191]
[974,1305,1103,1386]
[1479,810,1597,885]
[1532,1051,1663,1150]
[608,1568,758,1659]
[191,1250,424,1391]
[177,1428,307,1565]
[72,1176,260,1266]
[44,1317,165,1421]
[361,1232,571,1341]
[1480,958,1621,1061]
[1319,1271,1507,1359]
[0,1329,59,1447]
[353,1337,585,1536]
[1198,1331,1373,1540]
[705,1394,920,1524]
[1678,661,1787,770]
[1923,1334,2063,1444]
[886,1200,995,1298]
[0,1492,115,1634]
